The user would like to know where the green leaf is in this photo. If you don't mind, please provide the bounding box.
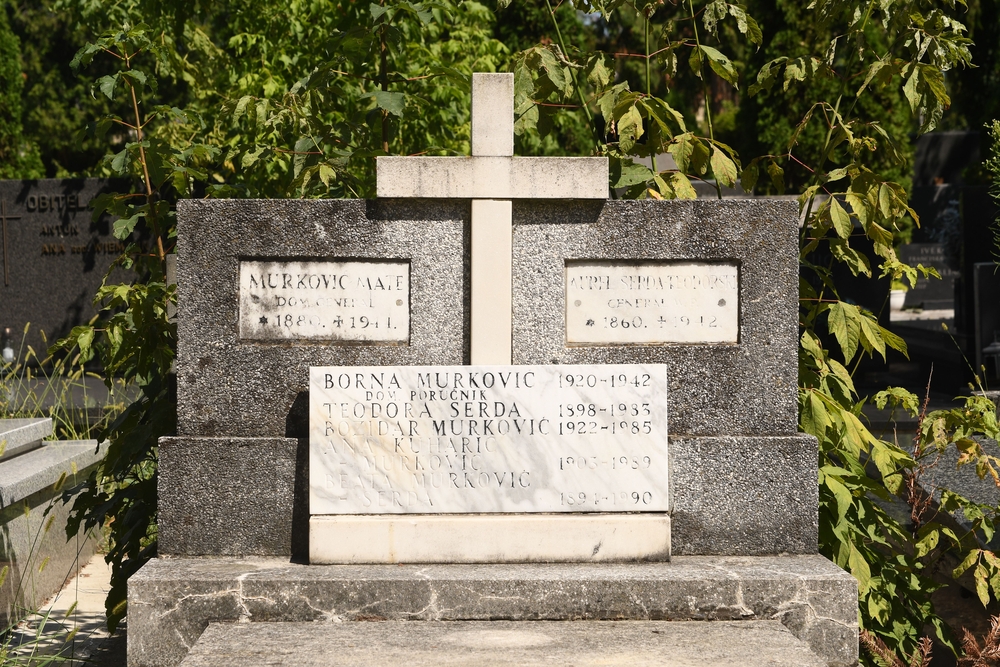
[848,542,872,594]
[669,134,710,176]
[113,212,141,239]
[741,159,759,193]
[665,172,697,199]
[858,315,887,359]
[538,47,573,97]
[318,164,336,187]
[365,90,405,116]
[233,95,253,123]
[616,104,644,153]
[110,149,130,175]
[824,474,853,524]
[975,564,991,606]
[829,197,852,238]
[586,54,612,89]
[914,529,939,558]
[611,159,653,188]
[710,146,738,187]
[856,60,885,97]
[827,301,862,362]
[766,161,784,194]
[951,549,980,579]
[688,46,703,79]
[801,390,832,436]
[800,330,824,361]
[878,325,908,357]
[878,183,892,219]
[699,45,739,88]
[728,4,762,46]
[97,74,120,100]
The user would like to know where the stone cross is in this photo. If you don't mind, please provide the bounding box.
[0,199,20,287]
[377,73,608,364]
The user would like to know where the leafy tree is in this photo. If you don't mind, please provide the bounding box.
[0,1,43,178]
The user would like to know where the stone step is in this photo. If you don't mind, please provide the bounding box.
[127,555,858,667]
[0,439,105,505]
[178,620,827,667]
[0,417,51,462]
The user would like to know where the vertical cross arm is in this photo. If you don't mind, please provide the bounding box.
[374,72,607,366]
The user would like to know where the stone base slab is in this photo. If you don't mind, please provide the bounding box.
[128,555,858,667]
[309,514,670,564]
[179,620,825,667]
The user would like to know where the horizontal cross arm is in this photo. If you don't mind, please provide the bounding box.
[377,156,608,199]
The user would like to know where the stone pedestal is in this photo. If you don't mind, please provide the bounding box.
[128,556,858,667]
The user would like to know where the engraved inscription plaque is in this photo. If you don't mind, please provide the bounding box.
[309,364,667,514]
[239,260,409,342]
[565,261,739,345]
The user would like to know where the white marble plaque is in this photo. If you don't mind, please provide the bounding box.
[565,262,739,344]
[309,364,667,515]
[239,260,409,342]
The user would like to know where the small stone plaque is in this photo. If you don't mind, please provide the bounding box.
[310,364,667,514]
[565,262,739,345]
[239,260,409,342]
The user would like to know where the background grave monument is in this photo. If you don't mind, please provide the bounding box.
[130,74,858,667]
[0,178,126,356]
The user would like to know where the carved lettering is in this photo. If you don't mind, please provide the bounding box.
[310,364,669,515]
[239,260,409,342]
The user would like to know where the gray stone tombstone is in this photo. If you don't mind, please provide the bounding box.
[974,262,1000,378]
[0,179,126,354]
[132,75,857,667]
[898,243,959,310]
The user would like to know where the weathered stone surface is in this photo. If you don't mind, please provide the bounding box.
[309,514,671,564]
[158,434,815,558]
[158,437,306,558]
[670,435,819,555]
[175,199,468,438]
[0,418,51,462]
[179,620,826,667]
[128,555,858,667]
[177,199,798,441]
[0,445,101,623]
[512,199,799,438]
[0,440,104,505]
[471,73,514,157]
[376,157,608,199]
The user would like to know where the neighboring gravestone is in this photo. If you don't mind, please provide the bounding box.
[974,262,1000,380]
[899,243,959,310]
[0,179,125,353]
[132,75,857,667]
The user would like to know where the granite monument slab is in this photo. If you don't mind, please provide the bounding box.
[0,178,126,354]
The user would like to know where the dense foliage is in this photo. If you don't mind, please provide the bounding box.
[0,3,42,178]
[4,0,1000,661]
